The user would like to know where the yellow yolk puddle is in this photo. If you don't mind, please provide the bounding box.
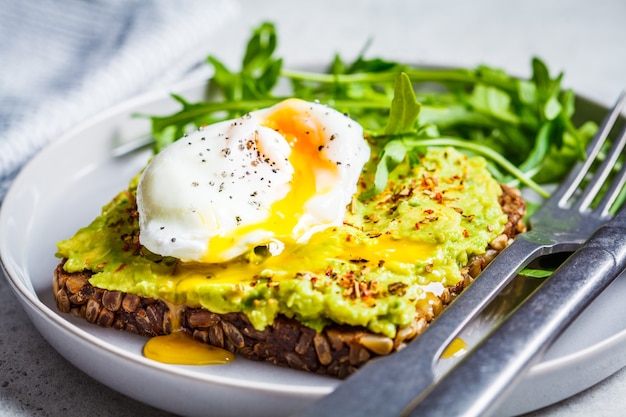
[174,228,438,290]
[338,234,437,265]
[440,337,468,359]
[143,331,234,365]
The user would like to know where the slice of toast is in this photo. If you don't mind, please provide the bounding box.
[53,184,525,378]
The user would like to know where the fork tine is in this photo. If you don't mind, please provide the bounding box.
[551,91,626,207]
[574,121,626,212]
[595,127,626,217]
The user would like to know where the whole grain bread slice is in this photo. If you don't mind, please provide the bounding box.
[53,184,526,378]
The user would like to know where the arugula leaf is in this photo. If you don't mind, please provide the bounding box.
[146,96,278,152]
[384,73,421,135]
[360,140,408,200]
[207,22,282,102]
[359,73,420,199]
[242,22,278,70]
[531,57,553,95]
[544,96,562,120]
[206,56,238,101]
[518,268,553,279]
[517,121,553,174]
[468,84,519,125]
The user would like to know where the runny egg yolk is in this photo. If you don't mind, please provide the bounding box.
[203,99,340,260]
[261,101,340,234]
[172,230,438,293]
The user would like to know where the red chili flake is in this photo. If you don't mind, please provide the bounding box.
[414,223,420,230]
[115,263,126,272]
[325,266,336,278]
[463,229,470,238]
[338,276,351,289]
[268,281,280,289]
[366,213,381,223]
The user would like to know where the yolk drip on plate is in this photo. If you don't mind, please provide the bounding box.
[143,331,234,365]
[440,337,468,359]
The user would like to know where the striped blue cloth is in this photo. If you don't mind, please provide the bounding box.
[0,0,240,200]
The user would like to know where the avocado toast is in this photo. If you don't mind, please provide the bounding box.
[54,146,525,378]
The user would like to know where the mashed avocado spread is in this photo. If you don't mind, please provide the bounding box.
[56,147,507,338]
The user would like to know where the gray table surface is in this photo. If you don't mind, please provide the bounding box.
[1,0,626,416]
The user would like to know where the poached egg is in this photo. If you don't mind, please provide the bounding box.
[136,98,370,263]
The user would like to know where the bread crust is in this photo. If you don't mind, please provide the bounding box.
[53,184,526,378]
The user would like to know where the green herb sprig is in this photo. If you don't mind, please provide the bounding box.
[147,22,598,199]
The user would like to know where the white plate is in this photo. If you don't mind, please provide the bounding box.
[2,77,626,417]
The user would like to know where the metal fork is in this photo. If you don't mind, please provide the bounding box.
[295,92,626,417]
